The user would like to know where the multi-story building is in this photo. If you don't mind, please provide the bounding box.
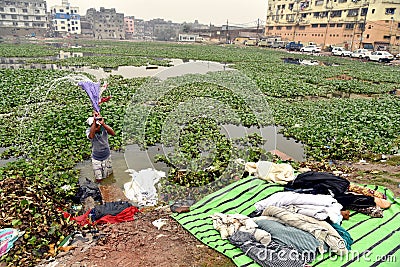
[86,7,125,39]
[0,0,49,37]
[50,0,81,37]
[133,18,145,39]
[124,16,134,39]
[265,0,400,51]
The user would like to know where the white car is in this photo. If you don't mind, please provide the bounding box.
[368,51,394,62]
[332,47,352,57]
[351,49,372,59]
[300,45,321,53]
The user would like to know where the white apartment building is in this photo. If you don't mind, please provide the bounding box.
[50,0,81,36]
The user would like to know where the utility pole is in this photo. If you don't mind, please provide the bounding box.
[256,18,260,42]
[359,5,368,49]
[226,19,229,44]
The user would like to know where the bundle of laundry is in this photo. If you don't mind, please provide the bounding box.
[335,192,390,218]
[244,161,295,184]
[253,217,321,260]
[254,191,343,224]
[229,231,309,267]
[62,201,140,226]
[124,168,166,207]
[211,213,271,245]
[72,177,102,204]
[285,171,350,197]
[262,206,349,256]
[285,171,390,217]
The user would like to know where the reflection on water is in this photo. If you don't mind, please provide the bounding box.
[0,55,232,80]
[0,147,18,167]
[220,124,305,162]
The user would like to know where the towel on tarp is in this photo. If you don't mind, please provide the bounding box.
[244,161,295,184]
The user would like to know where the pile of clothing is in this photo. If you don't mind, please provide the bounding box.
[211,170,391,267]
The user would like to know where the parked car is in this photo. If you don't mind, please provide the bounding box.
[351,49,372,59]
[367,51,394,62]
[285,41,303,51]
[331,47,352,57]
[300,45,321,53]
[271,41,287,49]
[396,53,400,59]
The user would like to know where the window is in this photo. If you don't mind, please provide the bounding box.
[23,16,28,20]
[348,9,359,17]
[11,14,17,19]
[10,8,16,12]
[36,16,41,20]
[398,23,400,28]
[286,26,292,30]
[13,22,18,26]
[366,34,369,38]
[314,12,320,18]
[337,23,343,27]
[338,0,347,3]
[276,26,282,30]
[0,7,3,12]
[289,3,294,10]
[22,8,27,12]
[24,22,29,26]
[383,35,390,39]
[312,24,318,28]
[385,8,395,15]
[330,23,336,27]
[320,24,327,28]
[331,10,342,17]
[315,0,324,6]
[299,26,306,30]
[345,23,354,29]
[361,8,368,16]
[372,9,375,14]
[1,15,6,19]
[60,9,64,12]
[268,26,273,30]
[359,23,365,30]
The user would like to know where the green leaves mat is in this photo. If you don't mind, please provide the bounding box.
[172,177,400,267]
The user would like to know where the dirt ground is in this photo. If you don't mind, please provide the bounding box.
[38,159,399,267]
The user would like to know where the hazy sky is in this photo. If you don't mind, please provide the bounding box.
[46,0,268,26]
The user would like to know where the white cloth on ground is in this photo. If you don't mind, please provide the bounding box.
[211,213,271,245]
[123,168,166,207]
[244,161,295,184]
[255,191,343,224]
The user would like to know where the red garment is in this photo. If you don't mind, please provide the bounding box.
[62,207,140,226]
[95,206,140,224]
[99,96,111,104]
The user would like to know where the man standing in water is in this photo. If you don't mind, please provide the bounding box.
[86,112,115,182]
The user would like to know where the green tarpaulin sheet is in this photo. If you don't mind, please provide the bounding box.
[172,176,400,267]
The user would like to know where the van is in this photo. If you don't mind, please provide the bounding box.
[271,41,286,49]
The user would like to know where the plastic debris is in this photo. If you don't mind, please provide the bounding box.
[152,218,168,230]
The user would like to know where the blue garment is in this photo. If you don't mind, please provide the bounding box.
[256,219,320,261]
[330,223,353,250]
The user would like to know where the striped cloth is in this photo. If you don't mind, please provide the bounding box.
[172,176,400,267]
